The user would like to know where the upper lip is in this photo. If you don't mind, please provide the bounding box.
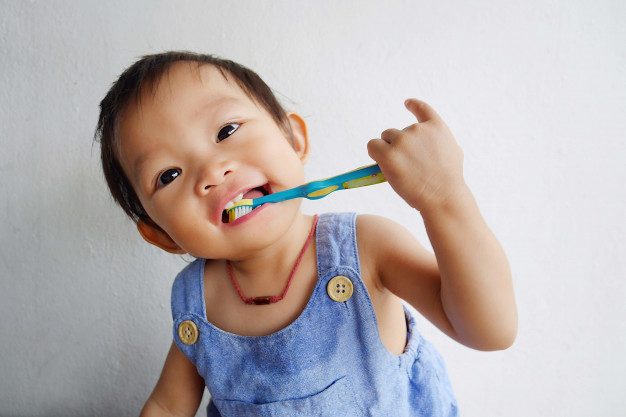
[212,183,271,224]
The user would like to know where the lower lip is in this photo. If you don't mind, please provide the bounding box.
[223,203,270,227]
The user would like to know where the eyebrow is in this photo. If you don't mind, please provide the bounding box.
[192,95,241,121]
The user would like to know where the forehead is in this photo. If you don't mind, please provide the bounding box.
[134,62,251,118]
[117,63,255,177]
[119,62,253,138]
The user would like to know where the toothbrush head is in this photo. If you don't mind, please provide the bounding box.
[225,199,254,223]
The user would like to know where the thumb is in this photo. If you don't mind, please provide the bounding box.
[404,98,441,123]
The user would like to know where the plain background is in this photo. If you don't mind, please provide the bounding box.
[1,1,625,416]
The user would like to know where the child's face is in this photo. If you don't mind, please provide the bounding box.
[117,62,309,259]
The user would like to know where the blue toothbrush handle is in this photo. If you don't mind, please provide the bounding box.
[252,164,386,207]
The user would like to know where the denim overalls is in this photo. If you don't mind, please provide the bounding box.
[171,212,459,416]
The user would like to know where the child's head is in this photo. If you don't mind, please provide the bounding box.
[95,51,309,258]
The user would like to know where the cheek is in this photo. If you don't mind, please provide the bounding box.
[262,136,305,170]
[160,209,210,251]
[145,195,192,233]
[265,151,305,185]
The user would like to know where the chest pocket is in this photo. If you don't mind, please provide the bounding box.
[212,376,355,417]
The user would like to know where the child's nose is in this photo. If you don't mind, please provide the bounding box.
[195,159,235,195]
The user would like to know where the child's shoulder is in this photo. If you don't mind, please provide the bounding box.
[354,213,421,286]
[355,213,409,236]
[355,213,419,258]
[354,213,438,306]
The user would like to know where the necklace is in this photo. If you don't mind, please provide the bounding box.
[226,215,319,305]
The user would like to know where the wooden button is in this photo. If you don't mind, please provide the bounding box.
[327,276,354,302]
[178,320,199,345]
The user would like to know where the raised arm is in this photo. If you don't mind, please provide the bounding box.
[140,342,205,417]
[366,99,517,351]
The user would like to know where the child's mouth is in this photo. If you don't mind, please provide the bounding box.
[221,184,271,223]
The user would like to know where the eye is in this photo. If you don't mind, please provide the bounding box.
[157,168,181,188]
[217,123,240,141]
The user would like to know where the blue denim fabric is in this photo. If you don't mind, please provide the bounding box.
[171,212,459,416]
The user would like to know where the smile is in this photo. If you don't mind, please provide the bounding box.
[221,184,271,223]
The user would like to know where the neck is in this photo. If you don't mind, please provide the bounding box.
[226,212,317,289]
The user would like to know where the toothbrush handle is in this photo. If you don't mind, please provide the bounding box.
[253,164,386,206]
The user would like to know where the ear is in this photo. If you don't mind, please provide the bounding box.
[136,221,187,254]
[286,112,309,163]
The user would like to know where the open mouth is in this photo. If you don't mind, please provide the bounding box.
[221,184,271,223]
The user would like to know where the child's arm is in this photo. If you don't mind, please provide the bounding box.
[140,342,205,417]
[366,99,517,351]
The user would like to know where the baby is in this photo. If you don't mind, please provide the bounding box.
[95,51,517,417]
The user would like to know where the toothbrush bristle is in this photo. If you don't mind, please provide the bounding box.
[228,205,253,222]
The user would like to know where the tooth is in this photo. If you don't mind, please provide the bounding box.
[224,193,245,211]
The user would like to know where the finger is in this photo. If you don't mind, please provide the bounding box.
[404,98,441,123]
[380,128,403,144]
[367,138,390,162]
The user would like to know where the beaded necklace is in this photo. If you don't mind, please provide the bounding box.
[225,215,318,305]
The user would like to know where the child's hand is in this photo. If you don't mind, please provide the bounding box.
[367,99,466,214]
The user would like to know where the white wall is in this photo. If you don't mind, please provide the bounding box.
[1,1,625,416]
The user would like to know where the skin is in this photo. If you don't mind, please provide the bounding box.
[118,62,517,417]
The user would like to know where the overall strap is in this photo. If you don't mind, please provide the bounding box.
[316,212,360,278]
[170,258,206,321]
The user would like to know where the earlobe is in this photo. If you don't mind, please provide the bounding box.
[137,221,187,254]
[287,112,309,163]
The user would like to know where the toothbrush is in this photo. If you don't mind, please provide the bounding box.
[226,164,386,222]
